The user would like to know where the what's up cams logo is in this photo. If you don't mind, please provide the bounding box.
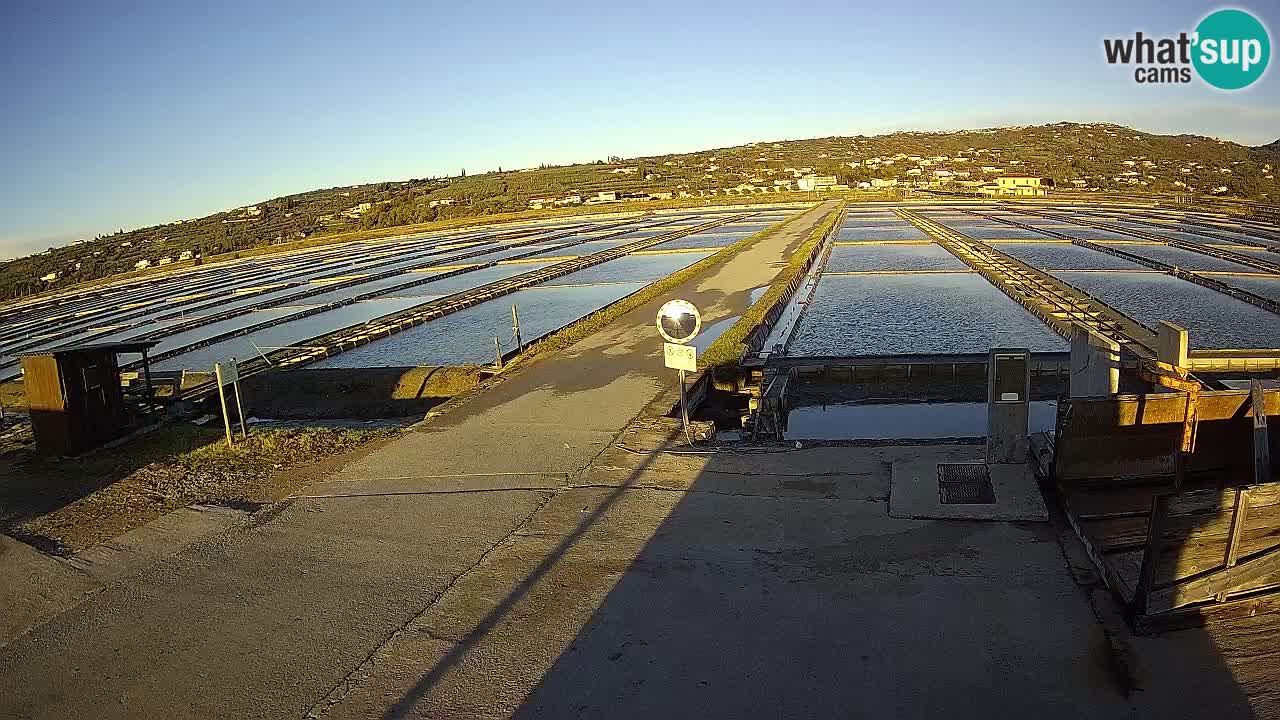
[1104,8,1270,89]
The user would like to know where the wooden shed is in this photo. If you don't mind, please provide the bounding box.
[18,340,159,454]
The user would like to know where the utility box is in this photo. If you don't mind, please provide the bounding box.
[18,340,159,454]
[987,348,1030,464]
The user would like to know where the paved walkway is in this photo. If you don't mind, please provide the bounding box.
[0,202,838,719]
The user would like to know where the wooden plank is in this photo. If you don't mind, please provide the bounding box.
[1218,488,1250,602]
[1083,516,1150,552]
[1062,389,1280,427]
[1146,543,1280,614]
[1058,485,1137,605]
[1166,483,1280,516]
[1255,380,1272,484]
[1055,419,1254,484]
[1135,530,1280,588]
[1066,484,1166,518]
[1138,495,1169,613]
[1134,591,1280,634]
[1077,483,1280,588]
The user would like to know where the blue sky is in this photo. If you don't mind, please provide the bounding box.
[1,0,1277,257]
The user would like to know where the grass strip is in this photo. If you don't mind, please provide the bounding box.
[699,203,844,368]
[508,206,818,364]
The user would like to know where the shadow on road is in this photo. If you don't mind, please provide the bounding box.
[367,418,1262,718]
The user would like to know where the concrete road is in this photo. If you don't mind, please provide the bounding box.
[0,202,837,719]
[312,440,1260,720]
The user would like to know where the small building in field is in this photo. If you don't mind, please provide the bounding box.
[19,340,160,454]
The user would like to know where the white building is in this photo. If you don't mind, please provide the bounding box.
[797,175,837,192]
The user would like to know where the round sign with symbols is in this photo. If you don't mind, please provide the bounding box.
[656,299,701,344]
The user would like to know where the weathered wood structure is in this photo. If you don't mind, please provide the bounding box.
[1051,382,1280,632]
[18,340,159,455]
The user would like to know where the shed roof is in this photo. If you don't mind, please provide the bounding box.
[17,340,161,358]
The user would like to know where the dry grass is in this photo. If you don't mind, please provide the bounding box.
[1,423,394,553]
[0,381,23,415]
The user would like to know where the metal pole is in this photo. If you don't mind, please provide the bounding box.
[214,364,233,448]
[678,368,689,431]
[512,304,522,353]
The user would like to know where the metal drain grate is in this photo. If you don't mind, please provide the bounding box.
[938,464,996,504]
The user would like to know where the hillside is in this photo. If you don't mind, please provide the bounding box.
[1255,139,1280,162]
[3,122,1277,303]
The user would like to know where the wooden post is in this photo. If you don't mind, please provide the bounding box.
[1217,488,1250,603]
[140,347,155,408]
[1253,379,1271,484]
[494,337,503,369]
[214,363,233,448]
[1137,494,1170,615]
[512,304,522,353]
[231,358,248,440]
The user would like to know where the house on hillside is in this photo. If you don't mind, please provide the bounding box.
[585,191,620,205]
[988,176,1051,197]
